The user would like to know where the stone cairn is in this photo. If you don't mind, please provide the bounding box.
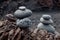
[37,14,55,33]
[32,14,60,39]
[14,6,32,29]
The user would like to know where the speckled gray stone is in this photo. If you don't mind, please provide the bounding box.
[14,6,32,19]
[37,23,55,33]
[16,18,32,28]
[40,14,53,24]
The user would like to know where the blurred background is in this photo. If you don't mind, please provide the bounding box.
[0,0,60,14]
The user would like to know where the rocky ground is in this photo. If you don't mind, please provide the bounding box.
[0,11,60,40]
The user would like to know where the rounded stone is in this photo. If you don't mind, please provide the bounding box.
[42,14,51,20]
[14,6,32,19]
[16,18,32,28]
[19,6,26,10]
[5,14,15,21]
[40,14,53,24]
[37,23,55,34]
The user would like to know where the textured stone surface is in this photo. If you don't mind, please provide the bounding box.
[16,18,32,28]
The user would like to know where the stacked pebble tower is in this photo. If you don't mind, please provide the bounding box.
[37,14,55,33]
[37,14,60,35]
[14,6,32,29]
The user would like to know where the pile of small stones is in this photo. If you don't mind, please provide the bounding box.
[14,6,32,29]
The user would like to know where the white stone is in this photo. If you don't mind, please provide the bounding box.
[19,6,26,10]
